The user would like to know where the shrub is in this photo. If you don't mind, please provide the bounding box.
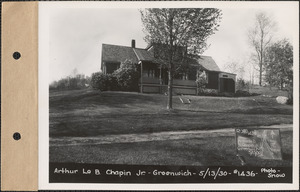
[113,60,140,92]
[236,78,249,91]
[196,70,207,95]
[90,72,112,91]
[107,74,119,91]
[91,60,140,92]
[235,90,251,97]
[201,89,219,96]
[287,84,293,105]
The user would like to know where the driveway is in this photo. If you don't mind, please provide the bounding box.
[50,124,293,147]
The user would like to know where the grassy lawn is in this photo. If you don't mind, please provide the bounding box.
[50,89,292,137]
[50,130,292,167]
[49,88,293,166]
[249,85,289,97]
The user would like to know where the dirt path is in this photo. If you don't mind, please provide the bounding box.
[50,124,292,147]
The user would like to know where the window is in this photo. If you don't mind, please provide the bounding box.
[182,73,188,80]
[143,68,158,78]
[106,62,120,74]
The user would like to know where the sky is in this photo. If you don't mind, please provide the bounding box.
[48,5,297,83]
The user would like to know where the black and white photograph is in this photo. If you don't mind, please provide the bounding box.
[38,1,299,190]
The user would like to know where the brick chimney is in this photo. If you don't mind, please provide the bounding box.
[131,39,136,48]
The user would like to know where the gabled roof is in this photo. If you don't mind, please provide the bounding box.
[102,44,139,63]
[101,43,221,72]
[197,56,220,72]
[133,48,154,62]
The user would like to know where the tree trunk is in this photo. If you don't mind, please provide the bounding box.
[167,12,174,110]
[259,31,264,86]
[167,68,173,110]
[259,62,262,86]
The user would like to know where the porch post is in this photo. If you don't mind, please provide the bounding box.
[140,61,143,93]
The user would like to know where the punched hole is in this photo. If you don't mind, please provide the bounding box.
[13,52,21,60]
[13,132,21,140]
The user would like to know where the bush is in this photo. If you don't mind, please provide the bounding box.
[196,70,207,95]
[201,89,219,96]
[113,60,140,92]
[287,85,293,105]
[106,74,119,91]
[236,78,249,91]
[91,72,112,91]
[91,60,140,92]
[235,90,251,97]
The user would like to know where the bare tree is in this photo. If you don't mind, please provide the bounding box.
[248,62,256,85]
[71,68,78,77]
[224,59,245,79]
[248,12,276,86]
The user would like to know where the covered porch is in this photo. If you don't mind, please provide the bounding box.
[138,61,198,95]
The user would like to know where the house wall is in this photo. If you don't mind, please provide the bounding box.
[219,78,235,93]
[141,84,161,93]
[140,75,197,95]
[173,86,197,95]
[104,62,120,74]
[218,72,236,81]
[141,77,160,84]
[206,71,219,89]
[218,72,236,93]
[140,83,197,95]
[173,79,196,87]
[141,77,196,87]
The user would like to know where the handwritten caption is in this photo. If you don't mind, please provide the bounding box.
[53,167,286,180]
